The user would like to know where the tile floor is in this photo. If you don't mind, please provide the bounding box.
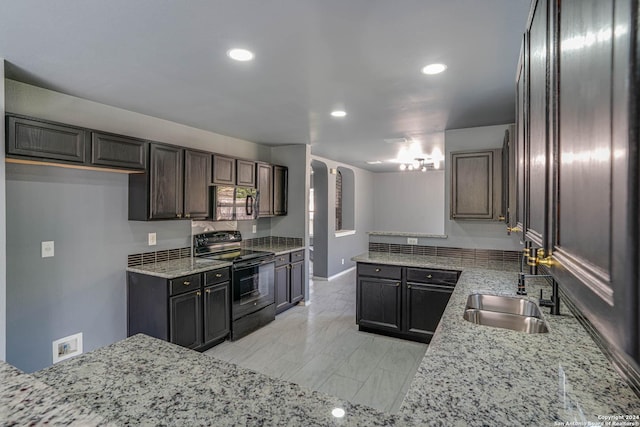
[204,266,428,413]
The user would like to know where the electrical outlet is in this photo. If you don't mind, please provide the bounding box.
[252,224,257,233]
[148,233,157,246]
[407,237,418,245]
[52,332,83,364]
[41,241,55,258]
[341,258,345,265]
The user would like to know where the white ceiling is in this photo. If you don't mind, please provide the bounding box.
[0,0,530,171]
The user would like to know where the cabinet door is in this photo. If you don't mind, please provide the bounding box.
[91,132,147,170]
[357,277,401,331]
[273,165,288,215]
[170,290,202,349]
[525,0,550,247]
[515,35,527,235]
[7,116,88,163]
[274,264,290,312]
[203,282,230,344]
[184,149,211,219]
[450,150,502,220]
[213,155,236,185]
[256,162,273,216]
[149,144,184,219]
[237,159,256,187]
[290,261,304,303]
[405,283,453,338]
[551,0,636,357]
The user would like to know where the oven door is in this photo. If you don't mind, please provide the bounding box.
[232,258,275,320]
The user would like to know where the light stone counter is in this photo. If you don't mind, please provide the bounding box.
[0,360,110,426]
[4,253,638,426]
[354,252,640,426]
[32,334,401,426]
[244,243,306,256]
[126,257,231,279]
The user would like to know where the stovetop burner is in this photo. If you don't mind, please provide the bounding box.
[193,230,273,263]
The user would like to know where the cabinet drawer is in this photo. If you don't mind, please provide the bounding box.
[358,263,402,280]
[275,254,290,267]
[406,268,459,286]
[204,268,230,286]
[290,250,305,263]
[170,273,202,296]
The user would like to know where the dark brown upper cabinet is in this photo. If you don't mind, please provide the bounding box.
[184,149,211,219]
[273,165,288,216]
[450,149,503,221]
[91,132,147,170]
[524,0,550,248]
[6,115,149,172]
[148,144,184,220]
[6,115,89,164]
[212,155,236,185]
[516,0,640,369]
[256,162,273,217]
[130,145,215,221]
[236,159,256,187]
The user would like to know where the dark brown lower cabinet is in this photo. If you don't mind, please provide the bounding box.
[203,282,230,344]
[170,290,202,349]
[357,277,401,331]
[128,266,230,351]
[274,250,305,314]
[356,262,459,343]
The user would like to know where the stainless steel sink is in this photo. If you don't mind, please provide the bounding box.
[465,293,543,318]
[463,294,549,334]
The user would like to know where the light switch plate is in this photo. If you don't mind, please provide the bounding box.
[252,225,257,233]
[148,233,157,246]
[41,241,55,258]
[407,237,418,245]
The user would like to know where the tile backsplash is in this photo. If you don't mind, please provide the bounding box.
[369,242,522,270]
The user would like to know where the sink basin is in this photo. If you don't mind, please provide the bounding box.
[462,293,549,334]
[463,309,549,333]
[465,293,543,317]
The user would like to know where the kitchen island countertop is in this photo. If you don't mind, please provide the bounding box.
[3,252,639,426]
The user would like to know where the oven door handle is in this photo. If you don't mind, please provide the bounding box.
[234,259,274,270]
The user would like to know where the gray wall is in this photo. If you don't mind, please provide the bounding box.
[4,80,272,372]
[270,144,311,298]
[370,124,522,251]
[372,171,445,235]
[311,155,374,278]
[0,61,6,361]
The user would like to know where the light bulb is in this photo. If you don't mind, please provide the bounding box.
[399,164,407,171]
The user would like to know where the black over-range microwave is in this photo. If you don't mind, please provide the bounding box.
[211,186,259,221]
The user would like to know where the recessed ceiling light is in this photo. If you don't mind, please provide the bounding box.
[366,161,382,165]
[421,63,447,75]
[227,48,254,61]
[330,110,347,118]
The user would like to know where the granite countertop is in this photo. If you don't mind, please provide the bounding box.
[354,252,640,426]
[367,231,448,239]
[126,257,232,279]
[4,252,639,425]
[0,360,110,426]
[32,334,402,426]
[245,243,306,256]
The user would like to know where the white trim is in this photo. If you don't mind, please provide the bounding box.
[313,266,356,281]
[334,229,356,237]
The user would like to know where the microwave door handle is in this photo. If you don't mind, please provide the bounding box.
[246,195,253,216]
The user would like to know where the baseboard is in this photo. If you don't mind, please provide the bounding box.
[313,266,356,282]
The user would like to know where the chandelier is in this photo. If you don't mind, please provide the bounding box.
[399,158,439,172]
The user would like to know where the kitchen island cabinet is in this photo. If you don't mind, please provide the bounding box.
[356,261,460,343]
